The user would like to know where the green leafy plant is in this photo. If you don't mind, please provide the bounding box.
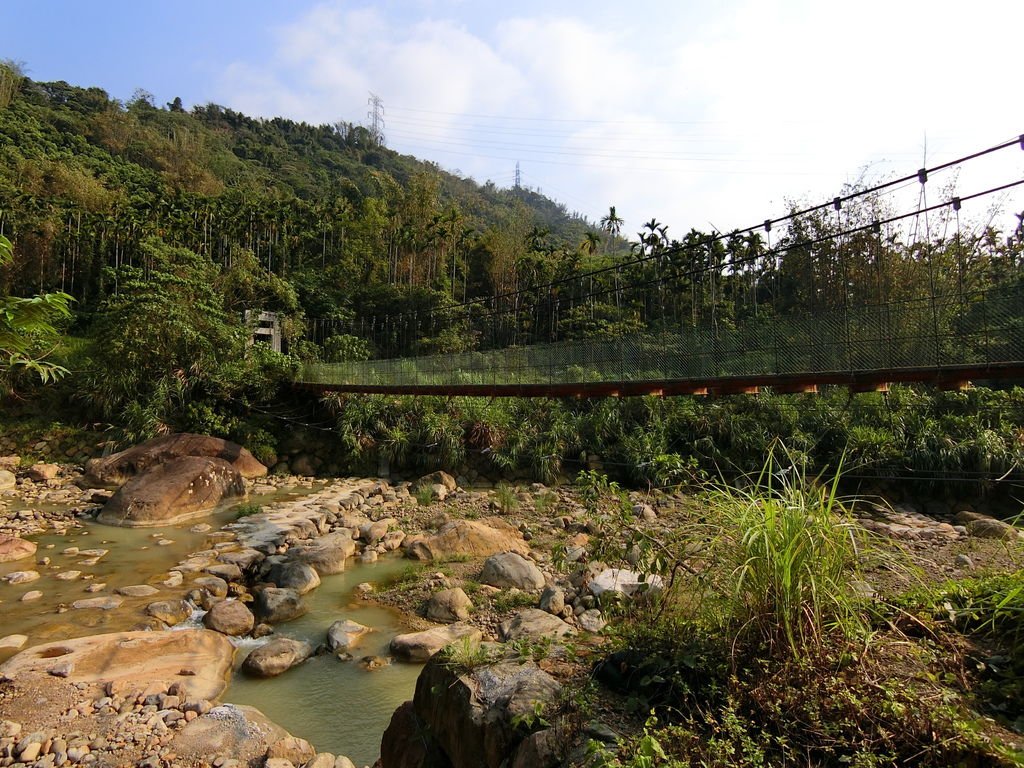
[414,484,435,506]
[493,481,520,514]
[440,636,498,672]
[234,501,262,518]
[701,446,872,657]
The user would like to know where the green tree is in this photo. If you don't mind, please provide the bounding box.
[0,234,73,389]
[82,237,245,437]
[600,205,624,251]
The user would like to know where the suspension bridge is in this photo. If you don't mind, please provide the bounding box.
[297,136,1024,398]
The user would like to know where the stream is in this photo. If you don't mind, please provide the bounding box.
[0,487,423,767]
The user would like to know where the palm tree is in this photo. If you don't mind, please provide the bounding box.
[580,232,601,257]
[599,206,624,251]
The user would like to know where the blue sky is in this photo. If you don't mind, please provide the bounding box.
[3,0,1022,236]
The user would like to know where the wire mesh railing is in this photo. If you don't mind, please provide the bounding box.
[298,289,1024,390]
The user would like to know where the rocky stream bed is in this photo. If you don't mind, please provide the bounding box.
[1,437,1022,768]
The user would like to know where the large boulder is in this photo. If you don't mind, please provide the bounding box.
[587,568,664,599]
[426,588,474,623]
[0,469,15,490]
[0,535,36,563]
[380,656,563,768]
[253,587,307,624]
[261,560,322,595]
[0,629,235,701]
[171,704,289,766]
[203,600,255,637]
[98,456,246,527]
[289,532,357,575]
[406,518,529,562]
[327,619,371,653]
[480,553,546,592]
[241,638,313,677]
[145,599,193,626]
[84,433,267,488]
[390,623,482,662]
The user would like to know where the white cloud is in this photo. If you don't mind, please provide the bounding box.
[216,0,1024,235]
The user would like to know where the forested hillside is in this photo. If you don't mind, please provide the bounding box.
[2,61,1023,483]
[0,63,596,324]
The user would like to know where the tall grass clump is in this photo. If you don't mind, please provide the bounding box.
[704,447,870,657]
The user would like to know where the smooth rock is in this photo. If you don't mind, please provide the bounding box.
[479,552,545,592]
[266,736,316,766]
[116,584,160,598]
[0,634,28,650]
[587,568,663,599]
[6,570,40,584]
[194,575,230,598]
[966,518,1019,541]
[425,588,474,623]
[0,535,36,563]
[203,601,255,637]
[499,609,577,641]
[146,599,194,626]
[71,596,123,610]
[241,638,313,677]
[406,518,529,562]
[289,533,356,575]
[539,586,565,616]
[326,619,371,653]
[98,456,247,527]
[262,560,321,595]
[0,629,235,701]
[390,623,482,662]
[84,433,267,488]
[20,590,43,602]
[27,463,59,482]
[253,588,307,624]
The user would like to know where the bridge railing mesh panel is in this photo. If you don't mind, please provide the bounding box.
[298,289,1024,388]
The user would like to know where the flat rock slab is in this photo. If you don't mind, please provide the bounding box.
[0,634,28,651]
[98,456,246,528]
[5,571,40,585]
[390,622,482,662]
[0,535,36,563]
[84,433,267,488]
[0,629,235,701]
[72,596,123,610]
[116,584,160,597]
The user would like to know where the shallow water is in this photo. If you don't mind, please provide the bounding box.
[0,486,423,766]
[0,511,229,653]
[224,557,423,765]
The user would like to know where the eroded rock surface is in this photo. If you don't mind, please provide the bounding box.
[84,433,267,488]
[98,456,246,527]
[405,518,529,562]
[0,629,235,701]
